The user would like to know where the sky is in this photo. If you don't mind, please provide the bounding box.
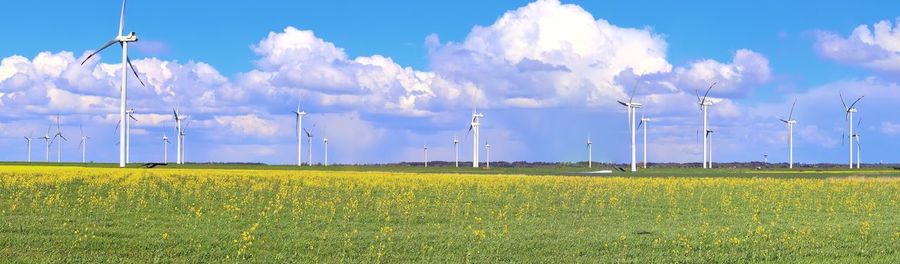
[2,0,900,165]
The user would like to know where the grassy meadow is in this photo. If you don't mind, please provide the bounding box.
[0,164,898,262]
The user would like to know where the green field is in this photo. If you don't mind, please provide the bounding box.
[0,164,898,262]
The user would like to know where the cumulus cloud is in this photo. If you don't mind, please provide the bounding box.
[428,0,769,109]
[815,18,900,73]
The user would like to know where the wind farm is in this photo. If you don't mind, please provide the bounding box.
[0,0,898,262]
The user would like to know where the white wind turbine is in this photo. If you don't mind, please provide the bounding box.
[323,126,329,167]
[638,115,649,169]
[162,126,171,164]
[696,82,717,169]
[39,126,51,162]
[126,109,137,163]
[179,120,190,164]
[24,133,33,162]
[779,99,797,169]
[840,93,863,169]
[485,140,491,169]
[423,145,429,167]
[453,136,459,168]
[587,136,592,169]
[172,107,185,164]
[294,102,307,166]
[78,125,91,163]
[115,110,138,164]
[304,123,317,166]
[853,116,862,169]
[80,0,146,168]
[706,129,714,168]
[617,85,641,172]
[466,92,484,168]
[51,114,69,163]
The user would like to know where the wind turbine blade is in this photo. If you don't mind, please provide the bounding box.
[616,100,628,107]
[839,92,847,110]
[701,82,716,103]
[848,96,864,110]
[81,39,118,65]
[118,0,127,37]
[695,89,702,105]
[129,114,138,122]
[788,99,797,121]
[779,118,788,123]
[856,116,862,131]
[115,120,121,135]
[126,57,146,87]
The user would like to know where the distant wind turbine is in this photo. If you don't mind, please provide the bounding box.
[453,136,459,168]
[24,133,33,162]
[424,145,428,167]
[172,106,184,164]
[78,125,91,163]
[39,126,51,162]
[180,120,190,164]
[639,115,649,169]
[707,129,714,168]
[587,136,592,169]
[779,99,798,169]
[294,102,307,166]
[51,114,68,163]
[162,123,171,164]
[696,82,717,169]
[485,141,491,169]
[80,0,146,168]
[854,116,862,169]
[840,93,863,169]
[304,123,317,166]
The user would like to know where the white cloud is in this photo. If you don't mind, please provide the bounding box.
[815,18,900,73]
[213,114,279,137]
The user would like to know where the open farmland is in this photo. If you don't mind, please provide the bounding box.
[0,165,898,262]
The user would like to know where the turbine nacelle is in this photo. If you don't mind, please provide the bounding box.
[847,108,858,113]
[117,32,139,42]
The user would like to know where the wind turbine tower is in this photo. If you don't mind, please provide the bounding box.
[467,108,484,168]
[52,114,68,163]
[696,82,716,169]
[779,99,797,169]
[617,85,641,172]
[453,136,459,167]
[840,93,863,169]
[24,134,33,162]
[294,102,306,166]
[79,125,91,163]
[587,136,592,169]
[485,141,491,169]
[639,116,649,169]
[80,0,146,168]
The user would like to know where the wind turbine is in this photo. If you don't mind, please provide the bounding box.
[453,136,459,168]
[854,116,862,169]
[840,93,863,169]
[779,99,798,169]
[51,114,68,163]
[424,145,429,167]
[467,108,484,168]
[78,125,91,163]
[617,85,641,172]
[294,102,307,166]
[587,136,593,169]
[162,126,170,164]
[172,107,185,164]
[638,116,649,169]
[696,82,717,169]
[39,126,51,162]
[304,123,316,166]
[485,141,491,169]
[180,120,190,164]
[126,108,137,163]
[323,126,329,167]
[80,0,146,168]
[24,133,33,162]
[706,129,714,168]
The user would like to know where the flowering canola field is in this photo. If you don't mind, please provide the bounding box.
[0,165,898,262]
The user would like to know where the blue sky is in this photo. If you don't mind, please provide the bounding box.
[2,0,900,164]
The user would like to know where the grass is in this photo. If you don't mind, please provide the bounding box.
[0,165,898,262]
